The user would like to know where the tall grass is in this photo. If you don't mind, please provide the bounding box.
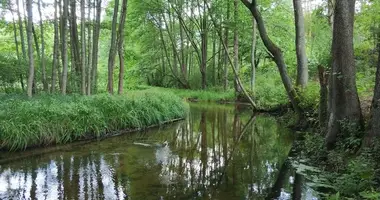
[0,91,188,151]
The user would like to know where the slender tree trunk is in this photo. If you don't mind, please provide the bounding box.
[223,2,230,91]
[318,65,329,133]
[11,11,24,91]
[38,0,48,91]
[293,0,308,88]
[117,0,128,95]
[234,0,241,96]
[251,17,257,93]
[107,0,119,94]
[326,0,363,149]
[241,0,302,116]
[86,0,93,95]
[364,31,380,146]
[61,0,69,94]
[70,0,81,82]
[16,0,27,60]
[80,0,86,95]
[91,0,101,94]
[26,0,35,97]
[179,1,187,82]
[212,30,217,86]
[200,0,208,90]
[51,0,59,93]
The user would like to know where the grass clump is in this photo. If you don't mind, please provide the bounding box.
[0,91,188,151]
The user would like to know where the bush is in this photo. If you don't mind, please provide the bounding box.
[0,91,189,151]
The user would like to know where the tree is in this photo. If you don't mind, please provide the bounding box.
[365,27,380,146]
[250,17,257,93]
[233,0,241,96]
[91,0,102,94]
[61,0,69,94]
[107,0,119,94]
[293,0,308,88]
[326,0,363,149]
[240,0,303,117]
[80,0,86,95]
[26,0,35,97]
[117,0,128,95]
[51,0,59,93]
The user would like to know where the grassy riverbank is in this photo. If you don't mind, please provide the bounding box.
[0,91,189,151]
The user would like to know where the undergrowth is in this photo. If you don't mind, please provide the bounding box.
[0,91,189,151]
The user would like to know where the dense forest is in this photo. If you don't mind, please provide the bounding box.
[1,0,380,198]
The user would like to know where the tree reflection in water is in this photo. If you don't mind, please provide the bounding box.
[0,103,310,200]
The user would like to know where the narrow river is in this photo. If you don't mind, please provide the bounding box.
[0,103,318,200]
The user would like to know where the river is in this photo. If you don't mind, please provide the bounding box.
[0,103,319,200]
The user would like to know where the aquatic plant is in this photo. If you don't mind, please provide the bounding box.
[0,91,189,151]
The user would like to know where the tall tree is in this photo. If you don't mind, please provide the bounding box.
[293,0,308,88]
[117,0,128,95]
[37,0,48,91]
[51,0,59,93]
[233,0,241,96]
[26,0,35,97]
[200,0,208,90]
[241,0,303,116]
[223,2,230,91]
[91,0,102,94]
[61,0,69,94]
[86,0,93,95]
[80,0,86,95]
[326,0,363,149]
[107,0,119,94]
[364,28,380,146]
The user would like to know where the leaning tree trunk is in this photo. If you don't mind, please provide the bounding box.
[365,33,380,146]
[117,0,128,95]
[326,0,363,149]
[26,0,35,97]
[241,0,303,116]
[251,17,257,93]
[293,0,308,88]
[107,0,119,94]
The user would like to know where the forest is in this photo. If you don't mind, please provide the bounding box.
[0,0,380,199]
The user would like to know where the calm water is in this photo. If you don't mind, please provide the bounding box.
[0,103,318,200]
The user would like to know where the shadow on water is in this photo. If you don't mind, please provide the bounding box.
[0,103,318,200]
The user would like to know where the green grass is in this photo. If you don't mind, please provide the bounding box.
[0,91,189,151]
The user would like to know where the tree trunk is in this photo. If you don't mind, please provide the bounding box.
[10,11,25,91]
[26,0,35,97]
[38,0,48,91]
[251,17,257,93]
[223,2,230,91]
[86,0,93,95]
[326,0,363,149]
[61,0,69,94]
[70,0,81,82]
[16,0,27,60]
[91,0,101,94]
[51,0,59,93]
[318,65,329,133]
[80,0,86,95]
[241,0,303,116]
[364,32,380,146]
[117,0,128,95]
[107,0,119,94]
[234,0,241,96]
[200,0,208,90]
[293,0,308,88]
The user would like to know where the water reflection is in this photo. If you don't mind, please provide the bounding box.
[0,103,308,200]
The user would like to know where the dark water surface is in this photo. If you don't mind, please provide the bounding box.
[0,103,318,200]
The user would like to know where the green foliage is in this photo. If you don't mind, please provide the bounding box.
[0,91,189,151]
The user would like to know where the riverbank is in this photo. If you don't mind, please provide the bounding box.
[0,91,189,151]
